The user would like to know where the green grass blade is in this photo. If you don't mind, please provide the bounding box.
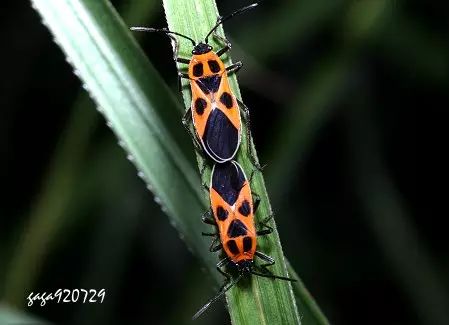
[27,0,325,323]
[162,0,300,324]
[3,0,159,307]
[29,0,216,283]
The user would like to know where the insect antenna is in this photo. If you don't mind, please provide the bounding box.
[251,270,296,282]
[130,27,196,46]
[192,273,244,320]
[204,1,262,44]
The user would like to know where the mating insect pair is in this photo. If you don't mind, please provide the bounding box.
[132,1,295,320]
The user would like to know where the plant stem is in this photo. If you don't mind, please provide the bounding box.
[162,0,300,323]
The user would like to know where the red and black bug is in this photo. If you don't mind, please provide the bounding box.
[131,3,261,167]
[194,161,295,319]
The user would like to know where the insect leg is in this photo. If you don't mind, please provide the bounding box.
[182,107,204,154]
[164,33,190,64]
[255,250,275,268]
[201,232,216,237]
[209,236,222,252]
[213,20,232,57]
[201,210,219,249]
[226,61,243,75]
[253,251,275,276]
[216,257,232,287]
[198,162,211,193]
[201,210,216,225]
[236,98,263,171]
[256,214,273,237]
[249,169,259,185]
[251,191,261,213]
[192,257,234,320]
[216,44,231,57]
[177,71,190,92]
[165,33,191,92]
[253,251,296,281]
[177,57,190,64]
[249,189,272,236]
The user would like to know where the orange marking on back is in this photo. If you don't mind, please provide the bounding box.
[210,181,256,264]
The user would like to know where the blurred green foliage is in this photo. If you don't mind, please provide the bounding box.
[1,0,446,324]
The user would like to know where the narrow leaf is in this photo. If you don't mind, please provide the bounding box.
[30,0,215,275]
[162,0,300,323]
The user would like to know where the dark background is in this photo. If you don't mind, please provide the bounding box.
[1,0,446,324]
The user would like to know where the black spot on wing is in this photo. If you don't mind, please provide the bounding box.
[196,75,221,94]
[216,206,228,221]
[203,109,238,164]
[193,63,203,77]
[208,60,221,73]
[227,219,248,238]
[220,92,233,109]
[238,200,251,217]
[211,163,246,206]
[226,240,240,255]
[243,236,252,252]
[194,98,207,115]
